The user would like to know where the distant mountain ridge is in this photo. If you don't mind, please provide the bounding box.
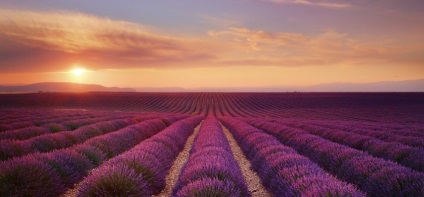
[1,79,423,93]
[303,79,424,92]
[229,79,424,92]
[0,82,135,92]
[136,79,424,92]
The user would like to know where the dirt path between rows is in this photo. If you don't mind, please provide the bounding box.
[221,124,272,197]
[153,123,202,197]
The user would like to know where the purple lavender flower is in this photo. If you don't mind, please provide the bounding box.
[0,156,65,197]
[76,164,150,197]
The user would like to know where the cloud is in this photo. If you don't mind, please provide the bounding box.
[0,8,422,73]
[266,0,352,9]
[0,9,217,72]
[208,27,396,67]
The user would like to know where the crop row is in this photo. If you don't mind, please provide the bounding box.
[281,121,424,171]
[273,118,424,139]
[311,120,424,139]
[257,118,424,163]
[172,117,250,197]
[0,115,158,161]
[0,113,178,161]
[0,110,69,123]
[298,120,424,148]
[247,119,424,196]
[221,117,364,196]
[0,111,112,132]
[76,115,202,196]
[0,116,185,197]
[0,115,132,141]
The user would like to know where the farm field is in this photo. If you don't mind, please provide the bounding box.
[0,92,424,197]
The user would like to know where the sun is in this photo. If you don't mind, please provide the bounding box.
[71,68,87,76]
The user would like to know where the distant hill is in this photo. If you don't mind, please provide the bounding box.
[216,79,424,92]
[303,79,424,92]
[1,79,423,93]
[0,82,135,93]
[135,79,424,92]
[133,79,424,92]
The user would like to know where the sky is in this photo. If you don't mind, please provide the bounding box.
[0,0,423,89]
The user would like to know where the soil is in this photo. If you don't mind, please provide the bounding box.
[221,125,272,197]
[153,123,202,197]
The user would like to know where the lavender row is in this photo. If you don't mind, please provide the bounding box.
[0,115,124,141]
[0,117,69,135]
[264,120,424,171]
[0,114,180,161]
[0,117,140,161]
[73,115,188,165]
[221,117,364,196]
[0,111,111,132]
[0,109,89,122]
[172,117,250,197]
[76,115,202,197]
[308,120,424,139]
[308,121,424,148]
[263,118,424,148]
[0,116,180,197]
[61,116,123,130]
[0,122,40,133]
[0,115,123,141]
[285,122,424,172]
[247,119,424,196]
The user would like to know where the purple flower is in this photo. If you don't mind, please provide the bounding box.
[174,178,243,197]
[0,156,65,197]
[76,164,150,197]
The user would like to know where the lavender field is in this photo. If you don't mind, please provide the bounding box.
[0,93,423,197]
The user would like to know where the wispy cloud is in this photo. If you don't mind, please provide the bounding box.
[266,0,352,9]
[208,27,385,66]
[0,9,216,72]
[0,8,422,73]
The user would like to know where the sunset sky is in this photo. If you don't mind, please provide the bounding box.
[1,0,423,89]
